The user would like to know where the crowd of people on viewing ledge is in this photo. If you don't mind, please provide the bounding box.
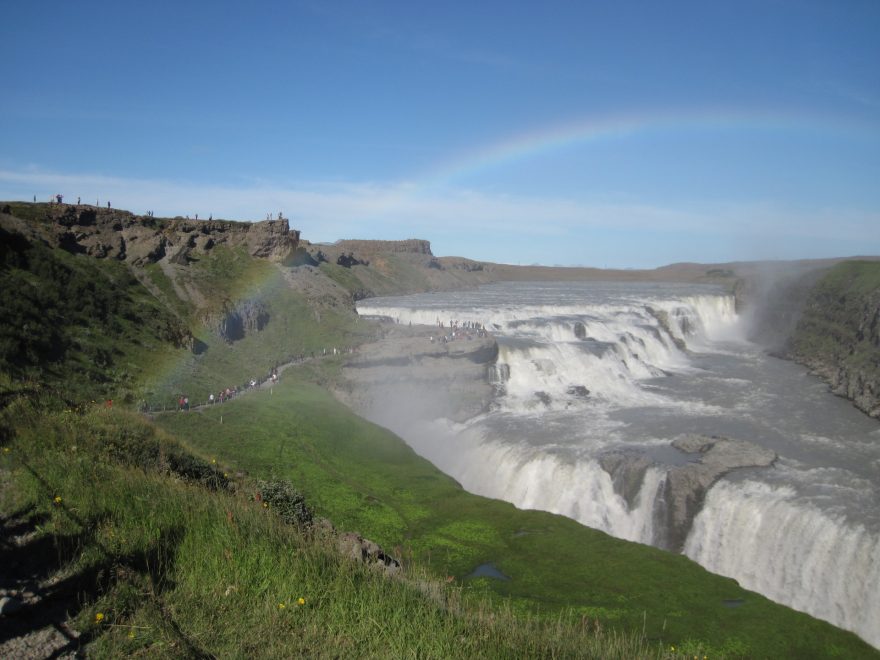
[430,318,489,344]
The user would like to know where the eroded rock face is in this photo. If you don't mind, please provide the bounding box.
[646,307,687,351]
[655,435,776,551]
[599,452,653,509]
[14,206,299,266]
[598,435,776,552]
[211,299,271,342]
[785,265,880,418]
[334,239,432,256]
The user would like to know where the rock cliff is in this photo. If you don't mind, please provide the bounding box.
[0,204,299,266]
[784,261,880,418]
[600,435,777,552]
[333,239,433,255]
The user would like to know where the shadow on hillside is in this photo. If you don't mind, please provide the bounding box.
[1,493,211,656]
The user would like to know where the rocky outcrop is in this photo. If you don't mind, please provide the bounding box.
[336,252,369,268]
[654,435,776,552]
[598,452,653,510]
[784,262,880,418]
[600,435,776,552]
[2,205,300,266]
[337,531,401,576]
[210,299,271,342]
[333,239,433,256]
[646,307,687,351]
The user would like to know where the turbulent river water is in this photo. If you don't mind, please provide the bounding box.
[356,281,880,648]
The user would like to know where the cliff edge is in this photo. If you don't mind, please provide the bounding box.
[784,261,880,418]
[0,202,299,266]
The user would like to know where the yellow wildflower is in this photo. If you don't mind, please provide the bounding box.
[53,496,62,504]
[297,597,305,606]
[262,502,268,508]
[95,612,104,623]
[278,602,286,609]
[128,631,135,639]
[2,447,10,453]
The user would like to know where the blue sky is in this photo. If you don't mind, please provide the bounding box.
[1,0,878,267]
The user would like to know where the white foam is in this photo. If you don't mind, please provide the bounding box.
[685,479,880,648]
[405,420,663,544]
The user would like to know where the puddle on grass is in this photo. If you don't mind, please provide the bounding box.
[466,563,510,581]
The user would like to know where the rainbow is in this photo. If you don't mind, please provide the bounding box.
[408,107,876,192]
[143,259,285,406]
[141,107,877,400]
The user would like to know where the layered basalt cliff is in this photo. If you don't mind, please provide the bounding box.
[784,261,880,418]
[0,204,299,266]
[333,239,433,255]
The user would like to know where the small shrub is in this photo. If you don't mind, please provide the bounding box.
[166,451,230,490]
[257,479,313,527]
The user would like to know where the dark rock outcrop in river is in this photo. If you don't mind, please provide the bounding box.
[601,434,777,552]
[655,435,777,552]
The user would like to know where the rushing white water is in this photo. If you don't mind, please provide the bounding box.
[357,281,880,648]
[685,479,880,643]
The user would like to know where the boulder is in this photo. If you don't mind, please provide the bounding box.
[337,531,401,576]
[0,596,23,616]
[654,434,776,551]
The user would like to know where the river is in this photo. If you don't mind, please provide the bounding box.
[356,280,880,648]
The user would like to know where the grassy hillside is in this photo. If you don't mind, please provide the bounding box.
[2,203,878,656]
[0,225,185,403]
[137,247,373,410]
[155,373,876,657]
[1,397,661,658]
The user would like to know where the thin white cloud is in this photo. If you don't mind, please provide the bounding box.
[0,167,877,258]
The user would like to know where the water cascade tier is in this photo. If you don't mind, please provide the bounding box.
[356,281,880,648]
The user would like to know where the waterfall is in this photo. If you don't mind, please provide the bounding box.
[685,479,880,647]
[356,281,880,648]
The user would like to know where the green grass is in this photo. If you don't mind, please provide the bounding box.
[126,247,378,410]
[0,226,185,403]
[155,374,877,658]
[2,399,679,658]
